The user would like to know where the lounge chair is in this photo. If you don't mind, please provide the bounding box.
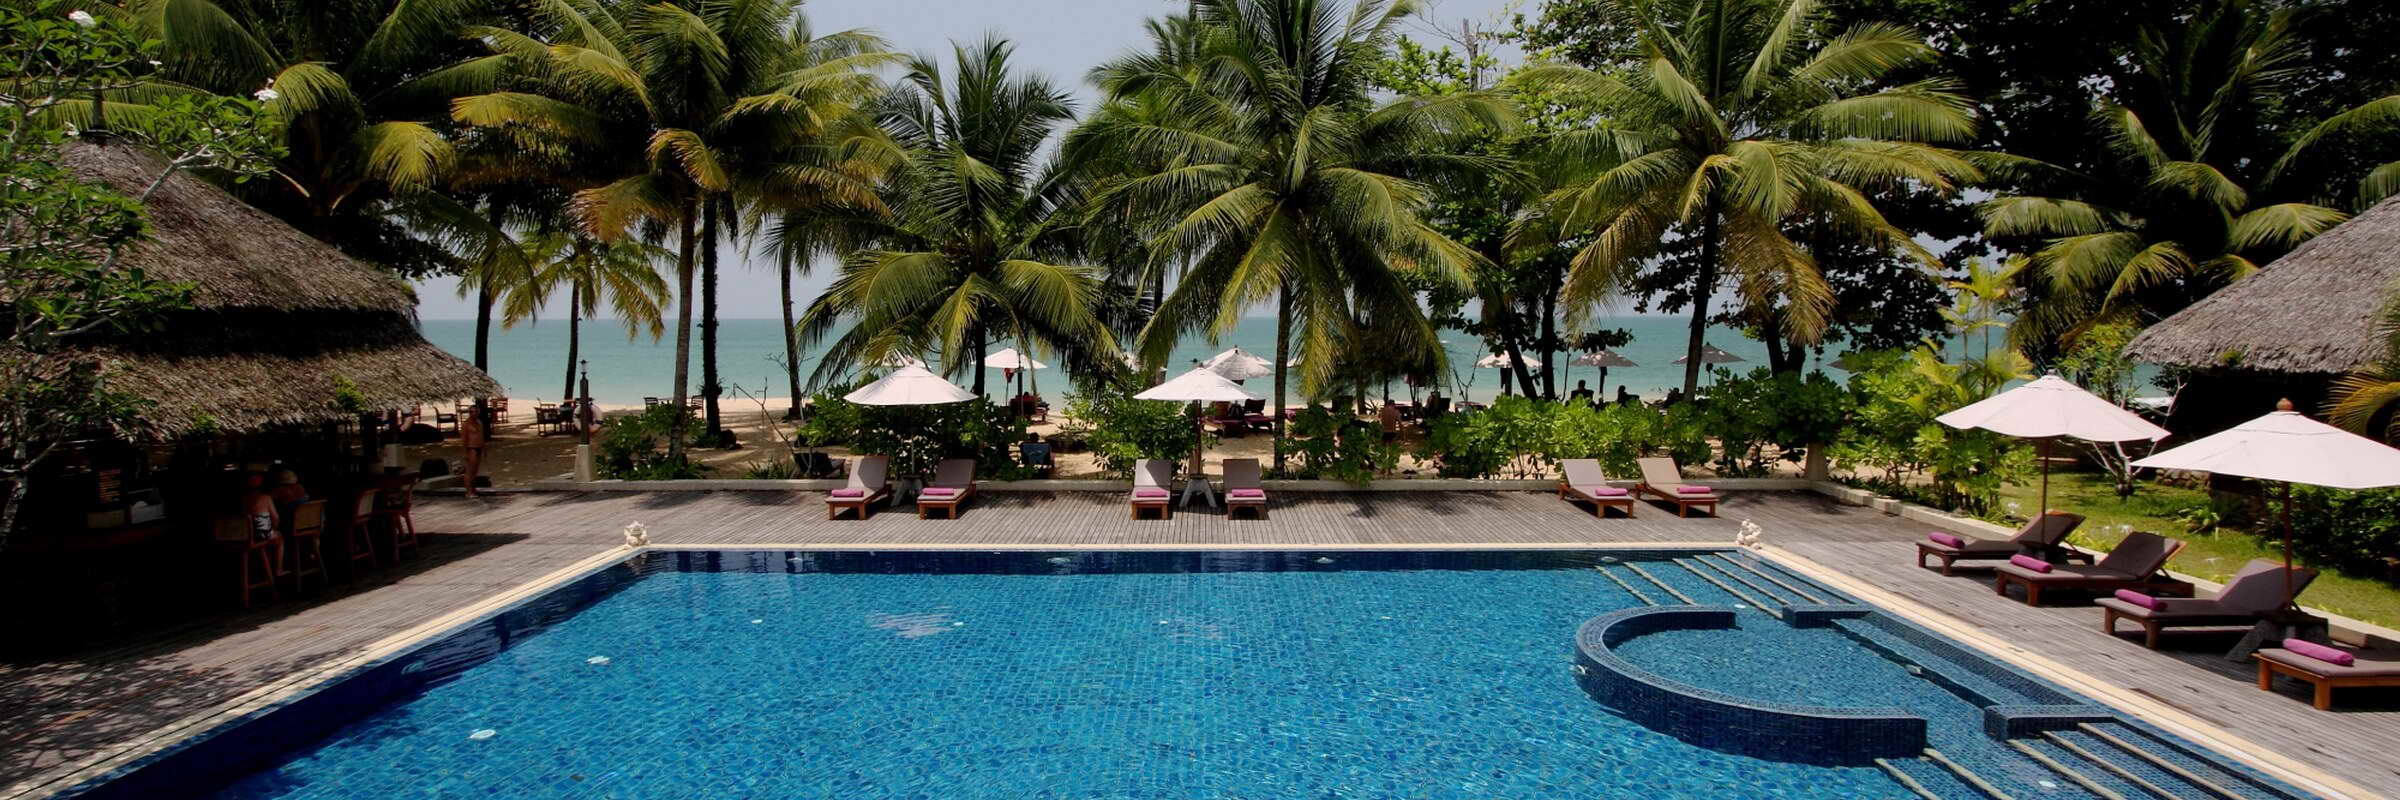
[2098,559,2318,648]
[1130,459,1173,520]
[1019,442,1055,478]
[917,459,976,519]
[1224,458,1268,519]
[1993,531,2189,606]
[1557,459,1634,518]
[1634,457,1718,517]
[1915,511,2088,576]
[825,455,891,520]
[2255,642,2400,709]
[1242,399,1274,432]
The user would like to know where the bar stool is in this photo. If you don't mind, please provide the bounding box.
[345,491,381,575]
[285,499,328,593]
[376,477,419,561]
[217,516,278,608]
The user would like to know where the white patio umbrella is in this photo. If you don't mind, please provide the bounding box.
[1475,352,1538,368]
[984,347,1048,401]
[1137,367,1263,506]
[1203,347,1274,381]
[1936,373,2169,515]
[2133,399,2400,606]
[868,354,929,370]
[1570,350,1638,396]
[844,365,976,498]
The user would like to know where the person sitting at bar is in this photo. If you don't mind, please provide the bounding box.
[238,471,282,573]
[269,469,310,521]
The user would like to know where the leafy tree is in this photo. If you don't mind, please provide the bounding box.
[1062,387,1205,478]
[1511,0,1984,395]
[1,1,279,546]
[497,231,672,402]
[2327,301,2400,444]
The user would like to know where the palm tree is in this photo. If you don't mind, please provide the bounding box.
[2328,303,2400,444]
[1069,0,1503,469]
[1511,0,1983,396]
[796,38,1118,393]
[497,231,673,403]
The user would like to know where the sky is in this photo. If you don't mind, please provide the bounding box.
[414,0,1529,319]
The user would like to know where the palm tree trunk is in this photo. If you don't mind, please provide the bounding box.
[668,203,697,462]
[1273,288,1291,473]
[780,249,802,419]
[699,198,723,442]
[972,329,989,396]
[563,281,582,403]
[1540,290,1558,399]
[473,282,493,372]
[1683,203,1721,396]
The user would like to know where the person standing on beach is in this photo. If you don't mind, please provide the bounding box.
[460,400,488,497]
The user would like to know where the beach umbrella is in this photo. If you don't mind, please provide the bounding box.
[1671,344,1745,365]
[869,354,929,370]
[844,365,975,406]
[984,347,1048,400]
[1936,373,2169,515]
[1203,347,1274,381]
[1475,352,1538,368]
[2133,399,2400,606]
[1570,350,1638,396]
[1137,368,1264,501]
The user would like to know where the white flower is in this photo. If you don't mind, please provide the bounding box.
[147,59,161,67]
[67,10,96,27]
[252,87,280,102]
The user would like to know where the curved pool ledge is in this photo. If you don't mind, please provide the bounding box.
[1572,607,1927,766]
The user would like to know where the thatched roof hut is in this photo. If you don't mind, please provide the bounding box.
[2125,195,2400,374]
[61,143,497,437]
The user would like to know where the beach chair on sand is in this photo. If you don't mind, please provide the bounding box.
[1224,458,1268,519]
[1994,531,2188,606]
[1916,511,2087,576]
[2098,558,2317,649]
[2256,642,2400,709]
[1557,459,1634,518]
[825,456,891,520]
[918,459,977,519]
[1635,457,1718,517]
[1130,459,1173,520]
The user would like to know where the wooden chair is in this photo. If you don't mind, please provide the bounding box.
[644,397,662,409]
[376,477,419,561]
[216,516,278,608]
[916,459,977,519]
[433,404,459,433]
[285,499,329,593]
[344,490,382,574]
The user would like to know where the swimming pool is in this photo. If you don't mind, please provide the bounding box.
[70,549,2314,798]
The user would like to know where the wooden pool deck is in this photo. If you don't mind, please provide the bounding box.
[4,489,2396,797]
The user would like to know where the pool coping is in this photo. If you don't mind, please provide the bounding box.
[10,540,2374,800]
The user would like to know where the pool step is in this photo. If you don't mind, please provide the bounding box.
[2047,724,2304,800]
[1876,757,1948,799]
[1591,564,1658,606]
[1622,562,1698,604]
[1832,619,2048,707]
[1662,558,1778,615]
[1702,553,1830,604]
[1678,556,1791,610]
[2009,739,2135,800]
[2018,736,2174,800]
[1880,753,1995,799]
[1922,747,2018,800]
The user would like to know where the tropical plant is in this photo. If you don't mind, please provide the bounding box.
[497,231,672,402]
[1071,0,1504,470]
[1416,396,1707,479]
[1831,347,2032,514]
[797,37,1117,393]
[1692,368,1849,476]
[1061,387,1202,479]
[846,400,1032,481]
[597,403,706,480]
[1511,0,1984,396]
[2326,299,2400,444]
[1279,407,1402,483]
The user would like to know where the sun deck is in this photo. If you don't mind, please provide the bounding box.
[3,490,2395,797]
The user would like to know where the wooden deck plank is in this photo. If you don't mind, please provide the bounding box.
[2,489,2394,796]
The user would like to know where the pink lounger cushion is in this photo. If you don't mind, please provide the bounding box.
[1576,486,1631,497]
[2285,638,2356,667]
[828,489,864,498]
[2112,589,2161,609]
[1675,485,1714,494]
[2008,554,2053,573]
[920,488,960,497]
[1926,532,1967,548]
[1132,488,1169,499]
[1228,489,1266,499]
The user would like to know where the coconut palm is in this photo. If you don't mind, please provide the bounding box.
[1068,0,1503,467]
[497,231,673,403]
[796,37,1118,394]
[2328,303,2400,444]
[1511,0,1984,396]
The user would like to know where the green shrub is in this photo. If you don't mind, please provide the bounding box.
[1691,368,1850,476]
[2289,486,2400,577]
[1278,407,1400,483]
[848,400,1033,480]
[1062,388,1202,478]
[1829,348,2030,515]
[597,404,707,480]
[795,389,862,447]
[743,459,800,480]
[1419,397,1706,480]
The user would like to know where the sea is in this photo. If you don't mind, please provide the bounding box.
[419,315,1918,406]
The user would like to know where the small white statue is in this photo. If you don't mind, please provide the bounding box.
[1733,519,1763,550]
[623,521,650,548]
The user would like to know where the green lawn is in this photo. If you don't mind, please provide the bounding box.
[1998,472,2400,630]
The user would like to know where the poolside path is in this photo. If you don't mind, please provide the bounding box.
[4,489,2396,797]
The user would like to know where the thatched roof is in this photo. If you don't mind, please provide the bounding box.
[2125,195,2400,373]
[59,143,497,437]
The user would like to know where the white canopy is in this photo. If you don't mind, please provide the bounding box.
[843,365,976,406]
[1671,344,1745,365]
[1475,352,1538,368]
[1573,350,1638,368]
[2132,403,2400,490]
[868,354,928,369]
[1136,367,1263,403]
[984,347,1047,371]
[1202,347,1274,381]
[1937,375,2170,443]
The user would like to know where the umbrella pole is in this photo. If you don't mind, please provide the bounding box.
[2038,437,2051,516]
[2282,480,2296,609]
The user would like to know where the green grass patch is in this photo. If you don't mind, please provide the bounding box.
[1999,471,2400,630]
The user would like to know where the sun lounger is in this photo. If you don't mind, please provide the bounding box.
[1634,457,1717,517]
[2256,641,2400,709]
[1557,459,1633,518]
[1994,531,2189,606]
[825,456,891,520]
[917,459,977,519]
[1130,459,1173,520]
[2099,558,2318,648]
[1916,511,2087,576]
[1224,458,1268,519]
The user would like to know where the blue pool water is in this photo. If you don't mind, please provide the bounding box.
[85,550,2310,799]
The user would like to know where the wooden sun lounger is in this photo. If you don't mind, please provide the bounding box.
[825,456,891,520]
[1916,511,2087,576]
[1634,457,1717,517]
[2256,645,2400,709]
[917,459,977,519]
[2099,559,2317,648]
[1993,531,2189,606]
[1130,459,1173,520]
[1223,458,1267,519]
[1557,459,1633,518]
